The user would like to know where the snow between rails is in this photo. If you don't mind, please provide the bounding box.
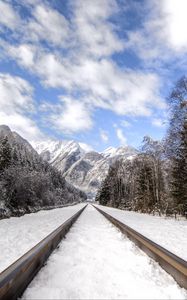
[22,205,186,299]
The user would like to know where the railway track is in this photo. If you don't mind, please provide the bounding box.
[94,205,187,290]
[0,204,186,300]
[0,205,87,300]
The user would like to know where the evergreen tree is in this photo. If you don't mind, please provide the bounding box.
[0,129,87,218]
[134,155,155,213]
[96,177,111,206]
[166,77,187,215]
[170,121,187,215]
[141,136,166,212]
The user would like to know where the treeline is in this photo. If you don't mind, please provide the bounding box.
[0,129,86,218]
[96,77,187,217]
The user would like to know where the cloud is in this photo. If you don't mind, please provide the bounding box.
[0,1,20,30]
[126,0,187,63]
[116,128,127,146]
[152,118,166,127]
[39,55,163,116]
[0,111,42,141]
[6,41,164,118]
[7,44,37,68]
[0,0,167,138]
[100,130,109,143]
[27,4,70,46]
[0,73,42,141]
[50,97,93,134]
[72,0,124,57]
[162,0,187,52]
[0,73,34,113]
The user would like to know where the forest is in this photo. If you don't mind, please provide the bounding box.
[96,77,187,217]
[0,128,86,218]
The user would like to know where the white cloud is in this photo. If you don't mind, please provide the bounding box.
[116,128,127,146]
[0,111,42,141]
[100,130,109,143]
[152,118,165,127]
[7,44,37,68]
[126,0,187,62]
[50,97,93,134]
[40,56,163,116]
[162,0,187,52]
[34,53,70,88]
[0,73,42,141]
[73,0,124,57]
[0,1,20,29]
[0,0,167,138]
[27,4,70,46]
[7,43,164,118]
[0,73,33,113]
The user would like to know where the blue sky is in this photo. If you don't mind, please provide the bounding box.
[0,0,187,151]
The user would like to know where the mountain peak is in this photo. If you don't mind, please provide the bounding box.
[0,125,11,135]
[102,147,117,157]
[102,145,138,158]
[32,137,138,199]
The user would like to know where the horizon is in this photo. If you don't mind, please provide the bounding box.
[0,123,139,153]
[1,0,187,151]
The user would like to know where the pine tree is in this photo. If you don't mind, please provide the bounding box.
[171,122,187,215]
[96,177,111,206]
[166,77,187,216]
[141,136,165,212]
[134,155,155,213]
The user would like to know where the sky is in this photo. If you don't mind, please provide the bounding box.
[0,0,187,151]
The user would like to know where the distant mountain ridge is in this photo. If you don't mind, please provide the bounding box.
[0,125,86,217]
[0,126,138,200]
[0,125,40,166]
[0,125,38,155]
[34,139,138,199]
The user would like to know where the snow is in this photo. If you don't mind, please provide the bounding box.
[78,142,93,152]
[0,203,86,272]
[32,140,67,155]
[102,146,117,157]
[33,139,87,163]
[102,146,137,158]
[22,205,186,299]
[95,204,187,261]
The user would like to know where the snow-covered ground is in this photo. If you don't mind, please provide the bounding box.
[0,203,86,272]
[95,204,187,261]
[22,205,186,299]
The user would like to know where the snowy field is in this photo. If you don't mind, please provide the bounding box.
[22,205,186,299]
[95,204,187,261]
[0,203,86,272]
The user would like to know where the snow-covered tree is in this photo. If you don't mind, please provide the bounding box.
[0,127,87,218]
[166,77,187,215]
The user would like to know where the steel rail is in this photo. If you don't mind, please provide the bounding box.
[94,205,187,290]
[0,204,87,300]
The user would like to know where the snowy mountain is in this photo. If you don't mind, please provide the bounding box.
[103,146,138,159]
[0,125,39,163]
[34,140,86,174]
[0,125,87,217]
[64,146,138,198]
[34,139,138,199]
